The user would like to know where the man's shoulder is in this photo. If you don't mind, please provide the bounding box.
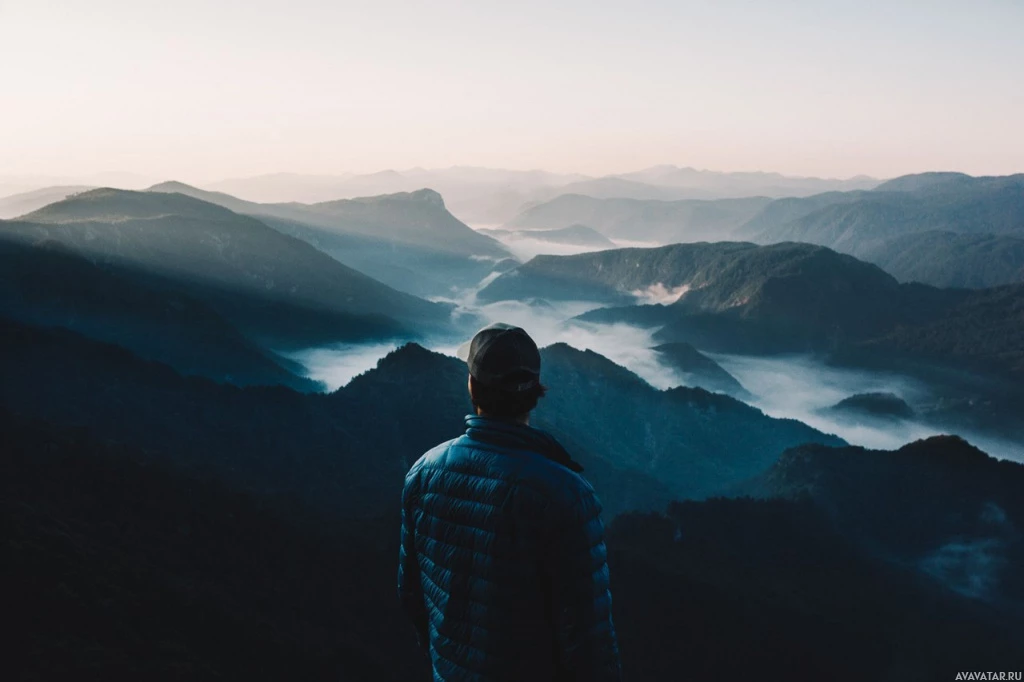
[406,435,592,510]
[406,438,459,479]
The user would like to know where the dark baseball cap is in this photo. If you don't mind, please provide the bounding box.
[456,323,541,392]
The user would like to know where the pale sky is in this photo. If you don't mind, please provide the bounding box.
[2,0,1022,182]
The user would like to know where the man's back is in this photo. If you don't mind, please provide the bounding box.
[399,415,622,681]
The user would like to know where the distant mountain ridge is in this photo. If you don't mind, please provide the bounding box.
[617,165,880,196]
[147,181,506,257]
[203,165,881,225]
[2,188,455,347]
[507,194,771,242]
[146,181,510,297]
[0,185,94,218]
[738,172,1024,287]
[207,166,588,225]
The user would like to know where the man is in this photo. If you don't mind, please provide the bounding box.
[399,323,622,681]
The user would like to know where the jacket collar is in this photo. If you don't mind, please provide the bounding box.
[464,415,584,473]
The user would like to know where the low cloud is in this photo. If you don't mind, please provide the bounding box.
[496,237,609,261]
[920,536,1008,599]
[484,234,661,262]
[631,283,691,305]
[283,342,400,392]
[709,352,1024,462]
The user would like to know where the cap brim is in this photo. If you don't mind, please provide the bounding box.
[455,338,472,362]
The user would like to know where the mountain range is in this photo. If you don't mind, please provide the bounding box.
[0,188,456,349]
[202,165,879,225]
[0,185,94,218]
[480,240,1018,363]
[737,173,1024,288]
[6,165,1024,681]
[5,318,1021,679]
[496,172,1024,288]
[739,173,1024,248]
[0,315,841,517]
[480,241,911,331]
[479,240,1024,443]
[145,181,510,297]
[206,167,587,226]
[616,165,880,195]
[507,194,772,243]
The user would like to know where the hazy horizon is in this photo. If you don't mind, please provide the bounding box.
[3,0,1022,183]
[0,162,885,194]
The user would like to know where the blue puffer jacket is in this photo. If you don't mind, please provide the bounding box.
[399,415,622,681]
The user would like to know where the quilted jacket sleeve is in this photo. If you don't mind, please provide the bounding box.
[546,482,623,681]
[398,473,429,652]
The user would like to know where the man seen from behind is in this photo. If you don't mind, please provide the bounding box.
[398,323,622,681]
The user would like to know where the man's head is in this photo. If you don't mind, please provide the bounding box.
[457,323,546,421]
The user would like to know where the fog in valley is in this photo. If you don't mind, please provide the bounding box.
[292,315,1024,465]
[286,230,1024,464]
[492,234,660,262]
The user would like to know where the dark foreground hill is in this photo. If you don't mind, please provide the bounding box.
[0,317,840,517]
[609,497,1024,681]
[2,188,454,346]
[5,409,1021,681]
[3,308,1023,679]
[1,410,428,681]
[752,436,1024,608]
